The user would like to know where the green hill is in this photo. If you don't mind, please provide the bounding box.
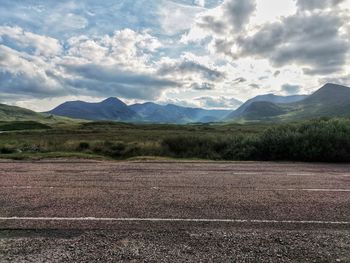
[0,103,75,125]
[236,101,287,121]
[288,83,350,120]
[229,83,350,122]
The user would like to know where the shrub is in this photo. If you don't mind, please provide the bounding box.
[256,118,350,162]
[161,118,350,162]
[162,135,223,159]
[77,142,90,151]
[0,146,16,154]
[91,141,127,158]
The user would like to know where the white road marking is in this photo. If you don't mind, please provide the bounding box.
[0,217,350,225]
[286,173,316,176]
[1,186,350,192]
[260,188,350,192]
[0,186,54,189]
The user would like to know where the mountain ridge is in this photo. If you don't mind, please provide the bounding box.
[226,93,308,119]
[2,83,350,124]
[228,83,350,122]
[49,99,233,124]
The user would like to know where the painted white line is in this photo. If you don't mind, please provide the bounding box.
[0,186,54,189]
[287,173,315,176]
[2,186,350,192]
[0,217,349,225]
[260,188,350,192]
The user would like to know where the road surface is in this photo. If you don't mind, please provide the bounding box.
[0,160,349,262]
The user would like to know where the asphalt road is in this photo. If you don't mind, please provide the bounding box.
[0,160,350,262]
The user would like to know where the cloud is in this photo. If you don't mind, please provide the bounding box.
[194,0,206,7]
[0,26,177,102]
[1,1,349,111]
[158,60,224,81]
[237,11,349,75]
[296,0,345,10]
[182,0,256,43]
[273,70,280,77]
[67,29,162,69]
[0,26,62,57]
[0,45,65,97]
[63,64,174,87]
[196,96,242,109]
[281,84,301,94]
[249,84,260,89]
[47,13,88,31]
[223,0,256,32]
[320,74,350,86]
[234,77,247,83]
[159,1,205,35]
[190,82,215,90]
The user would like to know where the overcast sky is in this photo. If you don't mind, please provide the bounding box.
[0,0,349,111]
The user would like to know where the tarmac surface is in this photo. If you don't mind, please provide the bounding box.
[0,160,350,262]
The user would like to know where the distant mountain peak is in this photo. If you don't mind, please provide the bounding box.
[319,83,349,91]
[101,97,125,105]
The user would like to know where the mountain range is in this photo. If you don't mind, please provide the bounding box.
[1,83,350,124]
[48,98,232,124]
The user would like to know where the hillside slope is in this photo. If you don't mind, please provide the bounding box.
[229,83,350,122]
[0,103,68,124]
[227,94,307,119]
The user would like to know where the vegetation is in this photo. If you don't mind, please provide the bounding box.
[0,121,51,131]
[0,118,350,162]
[0,121,266,160]
[0,118,349,162]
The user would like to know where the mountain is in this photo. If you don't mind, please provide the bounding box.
[228,83,350,122]
[287,83,350,120]
[49,97,138,121]
[49,98,232,124]
[130,102,231,123]
[237,101,287,121]
[226,94,307,119]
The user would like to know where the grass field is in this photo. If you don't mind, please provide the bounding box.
[0,118,349,162]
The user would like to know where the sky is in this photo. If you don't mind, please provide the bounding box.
[0,0,349,111]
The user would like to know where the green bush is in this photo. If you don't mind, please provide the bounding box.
[162,135,223,159]
[77,142,90,151]
[162,118,350,162]
[256,118,350,162]
[0,146,16,154]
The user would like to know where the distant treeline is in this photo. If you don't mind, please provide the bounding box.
[0,118,349,162]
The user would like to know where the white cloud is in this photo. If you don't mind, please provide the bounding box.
[194,0,206,7]
[196,96,242,109]
[159,0,205,35]
[0,26,62,57]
